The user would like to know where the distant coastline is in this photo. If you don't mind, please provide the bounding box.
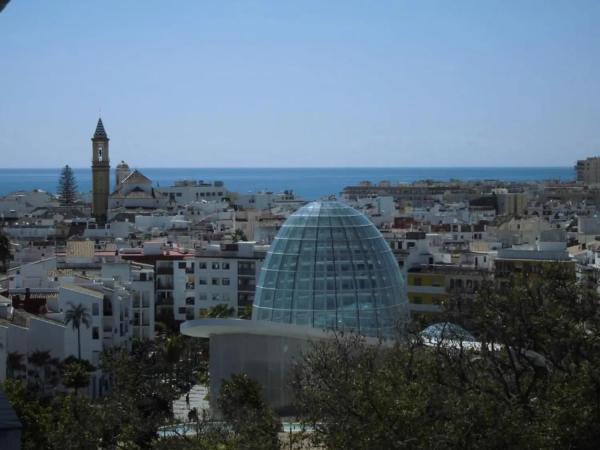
[0,166,574,200]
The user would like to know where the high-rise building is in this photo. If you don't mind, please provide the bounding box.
[575,157,600,185]
[91,118,110,223]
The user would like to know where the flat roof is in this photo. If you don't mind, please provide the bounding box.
[181,318,331,339]
[180,318,385,345]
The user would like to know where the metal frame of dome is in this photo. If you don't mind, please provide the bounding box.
[252,200,408,338]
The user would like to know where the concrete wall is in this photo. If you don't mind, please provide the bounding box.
[209,333,313,414]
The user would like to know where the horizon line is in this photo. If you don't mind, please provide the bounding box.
[0,165,575,170]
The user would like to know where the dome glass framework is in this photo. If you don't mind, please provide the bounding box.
[252,201,408,338]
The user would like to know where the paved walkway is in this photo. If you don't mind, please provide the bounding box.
[173,384,210,422]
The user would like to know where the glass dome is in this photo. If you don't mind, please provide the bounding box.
[252,201,408,338]
[421,322,475,343]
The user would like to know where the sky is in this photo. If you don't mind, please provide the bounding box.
[1,1,599,168]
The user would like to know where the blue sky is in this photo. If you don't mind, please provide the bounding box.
[1,1,599,167]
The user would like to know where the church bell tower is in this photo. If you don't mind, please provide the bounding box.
[91,118,110,224]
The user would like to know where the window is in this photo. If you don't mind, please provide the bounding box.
[212,278,221,285]
[212,293,220,301]
[178,262,186,269]
[222,278,230,286]
[92,327,99,340]
[414,277,422,286]
[212,262,220,270]
[185,297,195,305]
[198,262,207,269]
[222,262,230,270]
[198,293,208,301]
[178,307,186,314]
[92,303,99,316]
[198,278,207,285]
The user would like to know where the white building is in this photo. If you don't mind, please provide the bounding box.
[168,242,267,321]
[101,262,155,339]
[158,180,229,206]
[0,283,133,397]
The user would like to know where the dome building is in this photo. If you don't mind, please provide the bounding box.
[181,201,408,411]
[253,200,408,338]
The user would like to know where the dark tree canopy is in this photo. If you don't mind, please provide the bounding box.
[58,164,78,206]
[293,265,600,449]
[217,373,281,450]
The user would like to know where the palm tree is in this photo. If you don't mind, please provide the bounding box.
[28,350,51,392]
[6,352,26,379]
[65,302,91,360]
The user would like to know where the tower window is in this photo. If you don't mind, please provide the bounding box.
[98,147,103,161]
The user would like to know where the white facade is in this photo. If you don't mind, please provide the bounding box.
[101,262,155,340]
[158,180,229,206]
[168,242,266,321]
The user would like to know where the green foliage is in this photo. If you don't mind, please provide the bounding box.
[231,228,248,243]
[293,334,444,449]
[3,336,208,449]
[97,336,205,447]
[57,164,78,206]
[217,373,281,450]
[3,379,103,449]
[202,304,236,318]
[293,265,600,449]
[61,361,90,395]
[238,304,252,320]
[2,379,53,450]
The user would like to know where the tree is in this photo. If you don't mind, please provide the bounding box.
[292,265,600,449]
[7,351,26,379]
[231,228,247,243]
[0,231,10,273]
[28,350,52,393]
[293,334,441,449]
[217,373,281,450]
[64,302,91,360]
[98,338,201,447]
[61,361,90,396]
[1,379,53,450]
[202,304,235,318]
[57,164,78,207]
[238,304,252,320]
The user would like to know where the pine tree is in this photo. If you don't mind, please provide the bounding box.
[58,165,78,207]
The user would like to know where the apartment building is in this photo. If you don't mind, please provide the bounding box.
[170,242,267,321]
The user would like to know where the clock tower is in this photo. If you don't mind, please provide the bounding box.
[91,118,110,224]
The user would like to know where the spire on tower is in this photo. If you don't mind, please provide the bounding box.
[93,118,108,139]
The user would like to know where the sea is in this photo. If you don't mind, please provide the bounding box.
[0,167,573,201]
